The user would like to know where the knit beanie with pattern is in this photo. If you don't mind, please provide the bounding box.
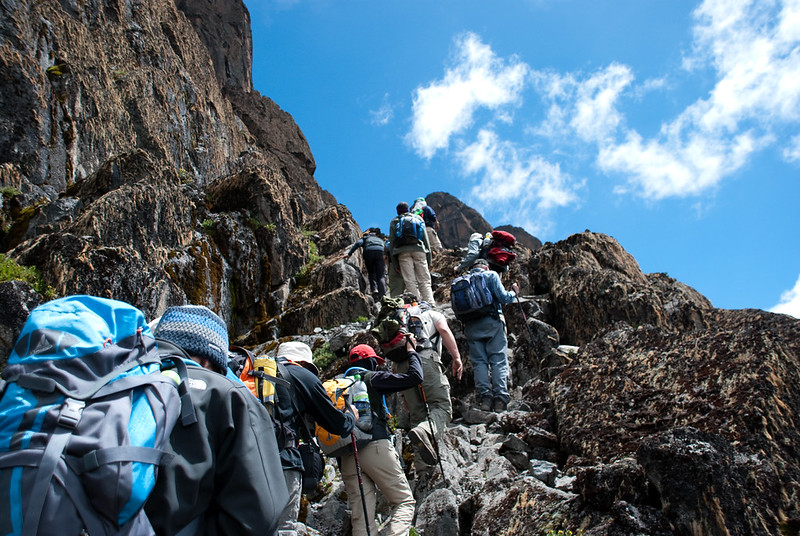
[154,305,229,371]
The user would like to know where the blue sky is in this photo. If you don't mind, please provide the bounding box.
[244,0,800,318]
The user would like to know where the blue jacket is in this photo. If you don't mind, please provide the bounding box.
[474,268,517,315]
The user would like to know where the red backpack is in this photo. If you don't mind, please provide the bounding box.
[484,230,517,271]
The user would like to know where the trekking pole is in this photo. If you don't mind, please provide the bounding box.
[515,293,536,343]
[418,386,449,487]
[351,432,371,536]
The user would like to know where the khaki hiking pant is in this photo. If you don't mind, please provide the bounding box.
[397,250,435,305]
[340,439,415,536]
[397,349,452,470]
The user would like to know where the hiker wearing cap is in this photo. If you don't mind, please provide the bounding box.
[410,196,443,252]
[146,305,288,536]
[397,299,463,473]
[462,259,520,412]
[388,201,435,305]
[341,340,423,536]
[274,341,358,536]
[344,228,387,300]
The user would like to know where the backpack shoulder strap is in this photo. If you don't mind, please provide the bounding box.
[276,361,317,442]
[156,338,198,426]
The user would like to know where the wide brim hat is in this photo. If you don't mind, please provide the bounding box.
[349,344,385,365]
[277,341,319,376]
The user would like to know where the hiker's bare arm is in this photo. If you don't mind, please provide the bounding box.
[434,317,463,380]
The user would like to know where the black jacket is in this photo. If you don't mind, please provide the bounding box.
[359,351,424,441]
[275,359,356,471]
[146,345,288,536]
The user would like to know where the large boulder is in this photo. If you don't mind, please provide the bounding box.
[529,231,713,345]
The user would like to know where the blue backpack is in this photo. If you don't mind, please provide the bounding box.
[394,213,426,246]
[450,271,496,322]
[0,295,192,536]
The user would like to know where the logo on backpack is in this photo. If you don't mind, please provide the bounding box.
[315,369,372,457]
[450,272,496,322]
[0,295,183,536]
[394,213,426,246]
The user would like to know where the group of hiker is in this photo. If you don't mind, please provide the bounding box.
[0,195,522,536]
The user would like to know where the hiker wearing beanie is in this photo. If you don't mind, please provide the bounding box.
[461,260,520,412]
[388,201,435,305]
[274,341,357,536]
[146,305,288,536]
[341,340,423,536]
[344,228,387,300]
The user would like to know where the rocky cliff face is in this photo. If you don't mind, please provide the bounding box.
[1,2,799,535]
[0,0,350,339]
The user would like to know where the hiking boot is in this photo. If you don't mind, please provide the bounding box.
[479,395,492,412]
[408,427,437,465]
[491,398,508,413]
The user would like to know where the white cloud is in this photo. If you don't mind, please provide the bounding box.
[407,32,529,159]
[771,273,800,318]
[602,0,800,198]
[784,134,800,161]
[370,94,394,126]
[458,129,579,232]
[532,64,633,144]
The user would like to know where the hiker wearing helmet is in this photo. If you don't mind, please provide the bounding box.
[273,341,358,536]
[388,201,435,305]
[147,305,288,535]
[341,340,423,536]
[344,228,387,300]
[410,196,443,252]
[397,296,463,474]
[461,259,519,412]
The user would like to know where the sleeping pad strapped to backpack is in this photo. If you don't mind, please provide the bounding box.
[0,295,185,536]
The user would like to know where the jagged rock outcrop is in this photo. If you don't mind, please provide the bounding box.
[0,0,337,337]
[175,0,252,91]
[425,191,493,249]
[530,231,713,346]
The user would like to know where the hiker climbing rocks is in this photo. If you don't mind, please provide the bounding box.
[456,259,519,413]
[340,341,423,536]
[344,228,387,300]
[147,305,288,535]
[455,232,492,274]
[388,201,435,305]
[274,341,358,536]
[410,196,443,252]
[454,230,517,274]
[396,297,463,474]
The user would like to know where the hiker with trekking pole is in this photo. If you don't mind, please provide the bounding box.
[395,294,463,482]
[451,258,519,413]
[340,339,423,536]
